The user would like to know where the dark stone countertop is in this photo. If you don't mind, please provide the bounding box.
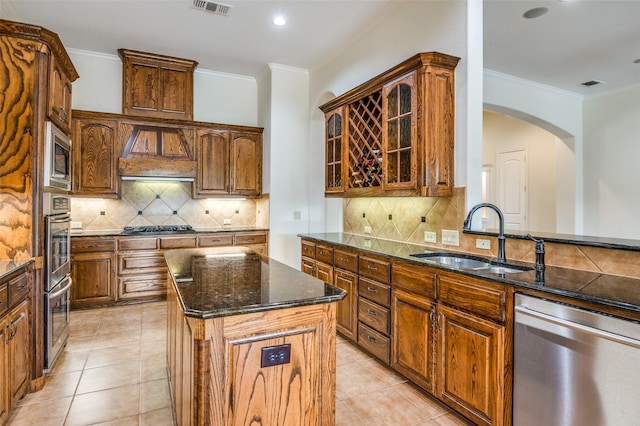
[0,258,33,281]
[71,226,269,238]
[299,233,640,316]
[164,247,346,319]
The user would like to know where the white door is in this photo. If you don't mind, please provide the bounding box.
[497,149,527,231]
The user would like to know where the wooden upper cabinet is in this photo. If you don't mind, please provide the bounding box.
[196,128,230,195]
[48,53,74,133]
[118,49,198,121]
[72,112,119,197]
[231,132,261,196]
[320,52,459,197]
[325,107,345,194]
[383,72,417,191]
[195,129,262,198]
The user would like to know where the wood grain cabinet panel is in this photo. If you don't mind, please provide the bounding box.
[70,250,117,308]
[195,129,263,198]
[0,285,7,317]
[436,305,505,426]
[72,114,119,197]
[333,268,357,341]
[118,49,197,121]
[48,54,73,133]
[197,233,234,247]
[0,315,8,425]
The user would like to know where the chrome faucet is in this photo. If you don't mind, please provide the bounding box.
[463,203,506,264]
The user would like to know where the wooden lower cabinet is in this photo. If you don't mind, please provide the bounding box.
[71,238,117,309]
[437,305,506,426]
[333,268,357,340]
[167,279,337,425]
[1,299,30,426]
[391,287,435,393]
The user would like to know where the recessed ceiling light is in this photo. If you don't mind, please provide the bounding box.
[272,16,286,26]
[523,7,549,19]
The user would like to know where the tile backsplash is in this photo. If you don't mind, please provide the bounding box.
[343,187,640,280]
[71,181,269,230]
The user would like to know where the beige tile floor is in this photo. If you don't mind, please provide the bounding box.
[8,302,471,426]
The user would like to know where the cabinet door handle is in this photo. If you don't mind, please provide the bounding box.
[437,312,443,331]
[4,324,11,343]
[367,309,378,316]
[367,335,378,344]
[366,286,378,293]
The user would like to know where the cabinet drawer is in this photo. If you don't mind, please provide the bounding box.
[392,261,436,298]
[358,277,390,308]
[438,274,507,323]
[160,236,198,249]
[72,237,116,253]
[334,249,358,273]
[301,240,316,258]
[316,244,333,265]
[0,285,7,316]
[359,255,390,283]
[198,233,234,247]
[118,237,158,251]
[235,232,267,245]
[358,297,390,335]
[9,272,29,305]
[358,323,390,364]
[119,253,167,275]
[118,274,167,300]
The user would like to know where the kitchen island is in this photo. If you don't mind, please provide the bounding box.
[164,247,346,426]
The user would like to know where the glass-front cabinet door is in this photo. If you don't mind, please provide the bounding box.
[382,72,417,190]
[325,107,344,193]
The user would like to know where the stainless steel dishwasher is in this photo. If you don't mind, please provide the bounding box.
[514,294,640,426]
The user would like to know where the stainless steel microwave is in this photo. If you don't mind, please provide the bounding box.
[44,121,72,191]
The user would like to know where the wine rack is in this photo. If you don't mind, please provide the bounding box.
[347,92,383,189]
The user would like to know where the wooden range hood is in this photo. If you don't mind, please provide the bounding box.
[118,124,197,180]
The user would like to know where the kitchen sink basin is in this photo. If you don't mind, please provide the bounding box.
[410,252,533,275]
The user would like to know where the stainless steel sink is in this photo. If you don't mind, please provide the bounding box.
[410,252,533,274]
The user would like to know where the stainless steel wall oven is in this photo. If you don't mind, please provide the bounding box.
[44,192,72,370]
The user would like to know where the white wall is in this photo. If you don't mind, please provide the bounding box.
[68,49,258,126]
[309,0,474,232]
[583,84,640,239]
[258,64,311,268]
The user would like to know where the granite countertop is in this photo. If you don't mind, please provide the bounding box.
[71,226,269,237]
[0,258,33,281]
[164,246,346,319]
[299,232,640,316]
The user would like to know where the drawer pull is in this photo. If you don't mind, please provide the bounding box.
[366,286,378,293]
[367,309,378,316]
[367,265,378,271]
[367,335,378,344]
[339,257,349,262]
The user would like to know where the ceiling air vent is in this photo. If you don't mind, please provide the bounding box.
[581,80,605,87]
[192,0,232,16]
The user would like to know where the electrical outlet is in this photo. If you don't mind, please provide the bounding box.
[364,225,372,234]
[223,218,232,225]
[441,229,459,246]
[424,231,437,243]
[71,221,83,229]
[476,239,491,250]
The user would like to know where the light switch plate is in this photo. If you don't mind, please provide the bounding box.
[223,218,232,225]
[424,231,437,243]
[442,229,459,246]
[364,225,372,234]
[71,221,83,229]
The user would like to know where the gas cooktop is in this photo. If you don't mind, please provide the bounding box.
[120,225,195,235]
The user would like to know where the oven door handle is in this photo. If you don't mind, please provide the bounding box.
[49,216,72,224]
[49,276,73,299]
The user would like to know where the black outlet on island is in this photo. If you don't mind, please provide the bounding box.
[261,344,291,368]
